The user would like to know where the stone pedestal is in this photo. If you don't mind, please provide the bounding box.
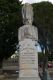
[19,39,38,77]
[17,40,40,80]
[17,26,40,80]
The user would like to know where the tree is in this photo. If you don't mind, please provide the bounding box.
[32,2,53,80]
[0,0,22,67]
[33,1,53,53]
[33,1,53,61]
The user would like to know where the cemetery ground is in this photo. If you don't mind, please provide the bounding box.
[0,67,53,80]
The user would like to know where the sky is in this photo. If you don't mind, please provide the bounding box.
[19,0,53,4]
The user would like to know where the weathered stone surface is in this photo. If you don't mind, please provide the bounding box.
[17,77,41,80]
[19,70,38,77]
[18,25,38,41]
[18,3,40,80]
[22,3,33,25]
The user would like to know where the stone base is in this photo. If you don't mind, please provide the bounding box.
[17,77,41,80]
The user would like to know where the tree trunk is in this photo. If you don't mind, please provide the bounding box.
[0,59,3,68]
[42,43,48,80]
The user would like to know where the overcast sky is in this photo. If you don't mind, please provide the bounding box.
[19,0,53,4]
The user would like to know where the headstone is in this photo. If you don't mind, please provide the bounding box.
[18,3,41,80]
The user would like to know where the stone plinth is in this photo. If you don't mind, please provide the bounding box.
[19,39,38,78]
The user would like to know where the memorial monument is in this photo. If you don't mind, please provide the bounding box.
[18,3,40,80]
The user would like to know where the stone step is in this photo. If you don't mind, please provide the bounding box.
[17,77,41,80]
